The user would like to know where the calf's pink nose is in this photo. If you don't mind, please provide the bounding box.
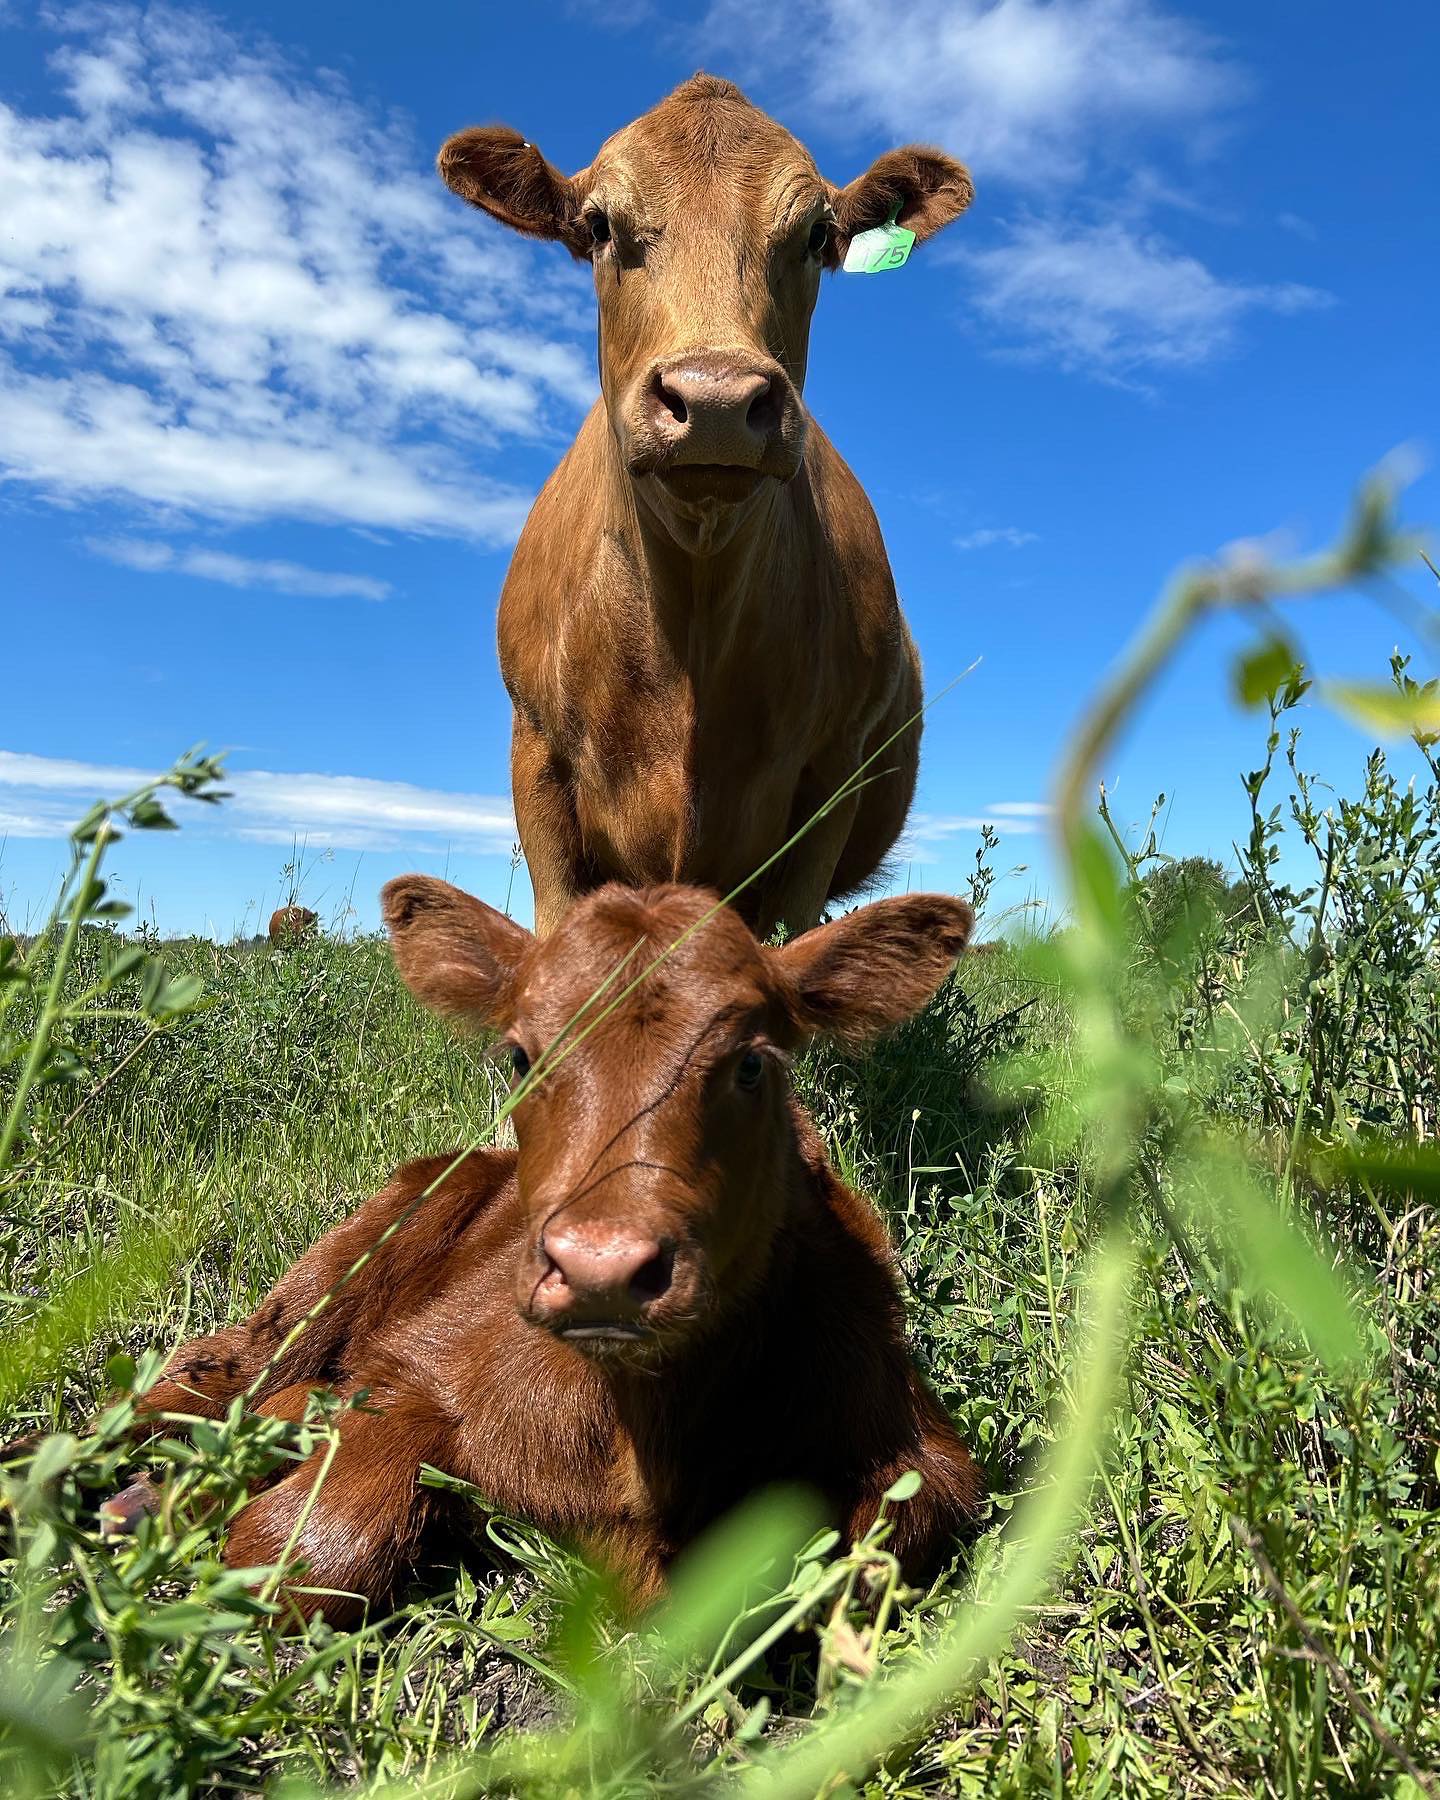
[540,1226,673,1314]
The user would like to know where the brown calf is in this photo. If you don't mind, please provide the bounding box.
[126,877,981,1623]
[439,77,973,937]
[268,905,319,945]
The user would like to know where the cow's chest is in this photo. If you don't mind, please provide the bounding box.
[570,658,814,888]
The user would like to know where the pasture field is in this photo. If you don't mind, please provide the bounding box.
[3,493,1439,1797]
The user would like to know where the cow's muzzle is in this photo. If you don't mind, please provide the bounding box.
[626,348,805,488]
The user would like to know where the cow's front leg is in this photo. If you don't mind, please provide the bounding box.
[758,775,862,937]
[224,1393,453,1628]
[846,1401,984,1586]
[511,714,586,936]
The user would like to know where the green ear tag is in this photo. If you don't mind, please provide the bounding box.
[843,203,915,275]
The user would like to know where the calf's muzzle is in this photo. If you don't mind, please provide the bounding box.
[531,1222,676,1338]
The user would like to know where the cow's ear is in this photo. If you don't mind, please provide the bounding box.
[382,876,532,1027]
[438,126,584,248]
[772,894,973,1046]
[832,147,973,263]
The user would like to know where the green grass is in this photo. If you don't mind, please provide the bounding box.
[2,482,1438,1796]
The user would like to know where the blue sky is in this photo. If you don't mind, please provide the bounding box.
[2,0,1436,939]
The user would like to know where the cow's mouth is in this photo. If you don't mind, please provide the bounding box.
[557,1321,648,1342]
[554,1318,669,1366]
[654,464,768,504]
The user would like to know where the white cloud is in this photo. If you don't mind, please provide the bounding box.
[962,219,1328,381]
[698,0,1239,188]
[902,806,1049,851]
[0,751,517,855]
[87,536,393,601]
[954,525,1038,551]
[0,7,595,541]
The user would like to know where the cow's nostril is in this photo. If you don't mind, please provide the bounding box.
[628,1243,674,1304]
[746,378,779,436]
[653,371,688,426]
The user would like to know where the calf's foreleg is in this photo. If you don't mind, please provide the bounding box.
[224,1392,453,1627]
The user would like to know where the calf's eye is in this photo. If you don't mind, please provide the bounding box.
[807,218,831,257]
[509,1045,532,1081]
[736,1049,765,1092]
[588,212,611,246]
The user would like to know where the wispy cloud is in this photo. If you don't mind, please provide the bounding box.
[902,804,1051,851]
[86,537,393,602]
[962,219,1328,383]
[697,0,1239,188]
[0,7,595,541]
[954,526,1039,551]
[0,751,516,855]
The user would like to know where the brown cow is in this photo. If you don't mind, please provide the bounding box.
[113,876,981,1623]
[439,76,973,937]
[268,905,319,945]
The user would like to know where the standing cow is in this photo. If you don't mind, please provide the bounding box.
[440,76,972,936]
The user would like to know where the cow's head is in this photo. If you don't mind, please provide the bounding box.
[383,877,972,1365]
[438,76,972,552]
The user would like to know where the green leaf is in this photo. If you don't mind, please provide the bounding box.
[1070,821,1127,943]
[883,1469,924,1504]
[69,802,111,845]
[1325,1145,1440,1199]
[27,1432,80,1487]
[148,974,205,1020]
[101,946,148,986]
[1323,680,1440,743]
[127,796,177,830]
[1182,1147,1366,1376]
[649,1486,821,1673]
[133,1603,255,1640]
[1233,636,1299,708]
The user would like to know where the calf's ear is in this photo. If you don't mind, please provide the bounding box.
[773,894,973,1047]
[832,147,973,265]
[382,876,532,1028]
[438,126,584,248]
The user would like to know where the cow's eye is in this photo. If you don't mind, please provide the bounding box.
[736,1049,765,1092]
[807,217,831,257]
[588,211,612,246]
[509,1045,532,1082]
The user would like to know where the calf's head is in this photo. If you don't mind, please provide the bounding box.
[438,76,971,551]
[383,878,972,1363]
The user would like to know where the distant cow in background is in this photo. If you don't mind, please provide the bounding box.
[268,906,319,946]
[438,75,973,936]
[106,876,982,1622]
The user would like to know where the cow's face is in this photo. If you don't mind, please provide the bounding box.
[383,875,972,1369]
[439,77,972,553]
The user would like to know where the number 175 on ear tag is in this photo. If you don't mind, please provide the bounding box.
[842,220,916,275]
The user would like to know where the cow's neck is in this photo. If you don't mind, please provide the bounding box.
[602,427,804,680]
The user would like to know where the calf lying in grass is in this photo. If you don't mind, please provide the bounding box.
[117,878,983,1623]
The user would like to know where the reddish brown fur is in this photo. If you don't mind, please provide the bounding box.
[438,76,973,937]
[127,877,981,1625]
[268,905,319,945]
